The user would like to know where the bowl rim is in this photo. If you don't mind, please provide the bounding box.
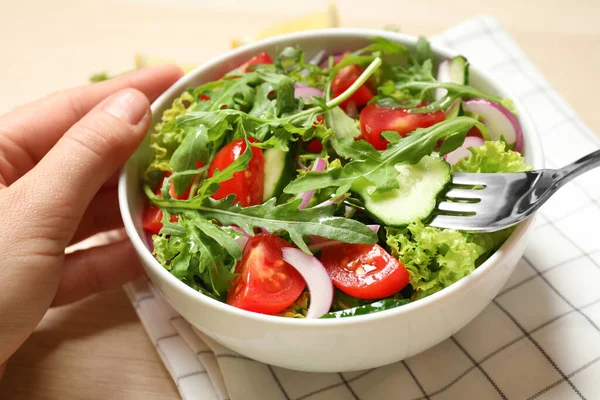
[119,28,544,327]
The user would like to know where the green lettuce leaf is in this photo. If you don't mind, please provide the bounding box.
[146,191,378,254]
[386,222,489,299]
[276,291,309,318]
[322,298,410,318]
[453,141,532,173]
[152,213,242,300]
[145,91,197,180]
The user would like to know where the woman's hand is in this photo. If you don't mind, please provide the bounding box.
[0,65,183,366]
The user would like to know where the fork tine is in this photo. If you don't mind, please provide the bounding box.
[428,214,494,231]
[436,201,477,214]
[443,188,483,200]
[450,172,489,186]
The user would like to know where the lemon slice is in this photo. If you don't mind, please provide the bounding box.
[134,53,198,73]
[231,2,339,48]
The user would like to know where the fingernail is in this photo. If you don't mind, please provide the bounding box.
[102,89,148,125]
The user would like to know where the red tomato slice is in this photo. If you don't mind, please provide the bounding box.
[466,126,483,138]
[227,234,306,314]
[320,243,410,300]
[208,139,264,207]
[331,64,374,113]
[142,206,178,234]
[238,52,273,73]
[359,104,446,150]
[142,205,163,234]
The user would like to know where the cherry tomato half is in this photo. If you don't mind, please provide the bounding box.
[227,234,306,314]
[320,243,410,300]
[359,104,446,150]
[142,206,178,234]
[208,139,264,207]
[306,139,323,154]
[331,64,374,113]
[238,52,273,73]
[466,126,483,138]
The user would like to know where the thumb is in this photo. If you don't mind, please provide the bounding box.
[15,88,151,245]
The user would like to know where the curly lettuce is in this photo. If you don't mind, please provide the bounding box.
[386,141,530,300]
[145,91,197,180]
[386,222,513,299]
[276,291,309,318]
[453,140,531,173]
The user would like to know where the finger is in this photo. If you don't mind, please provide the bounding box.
[52,239,145,307]
[0,65,183,174]
[70,187,122,245]
[102,170,121,190]
[14,88,150,246]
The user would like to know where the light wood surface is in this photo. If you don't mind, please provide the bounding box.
[1,0,599,398]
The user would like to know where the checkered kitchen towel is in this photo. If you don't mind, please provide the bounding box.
[123,16,600,400]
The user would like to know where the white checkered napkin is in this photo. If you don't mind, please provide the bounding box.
[124,16,600,400]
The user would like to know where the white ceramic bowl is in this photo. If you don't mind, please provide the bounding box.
[119,29,543,372]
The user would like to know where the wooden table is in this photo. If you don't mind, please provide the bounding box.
[1,0,599,398]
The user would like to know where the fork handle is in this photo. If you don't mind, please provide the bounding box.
[554,149,600,188]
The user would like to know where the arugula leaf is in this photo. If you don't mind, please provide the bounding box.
[147,193,378,254]
[323,106,363,158]
[415,36,432,65]
[321,298,410,318]
[205,73,262,112]
[275,46,329,89]
[153,212,241,299]
[284,117,482,195]
[256,69,296,116]
[354,36,411,57]
[249,82,276,118]
[169,124,210,196]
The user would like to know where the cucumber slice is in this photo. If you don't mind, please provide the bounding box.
[449,55,469,85]
[352,154,451,227]
[263,147,295,201]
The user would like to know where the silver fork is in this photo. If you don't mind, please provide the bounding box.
[429,149,600,232]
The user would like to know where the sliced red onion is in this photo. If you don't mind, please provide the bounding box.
[435,60,451,100]
[444,136,485,165]
[316,193,350,208]
[368,224,380,233]
[230,226,250,248]
[298,158,326,209]
[462,99,523,153]
[145,231,155,252]
[307,225,380,252]
[297,156,308,171]
[308,50,327,65]
[294,83,323,101]
[281,247,333,319]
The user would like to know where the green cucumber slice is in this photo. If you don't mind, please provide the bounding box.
[263,147,295,201]
[352,154,451,226]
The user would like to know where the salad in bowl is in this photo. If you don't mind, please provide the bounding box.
[138,35,530,320]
